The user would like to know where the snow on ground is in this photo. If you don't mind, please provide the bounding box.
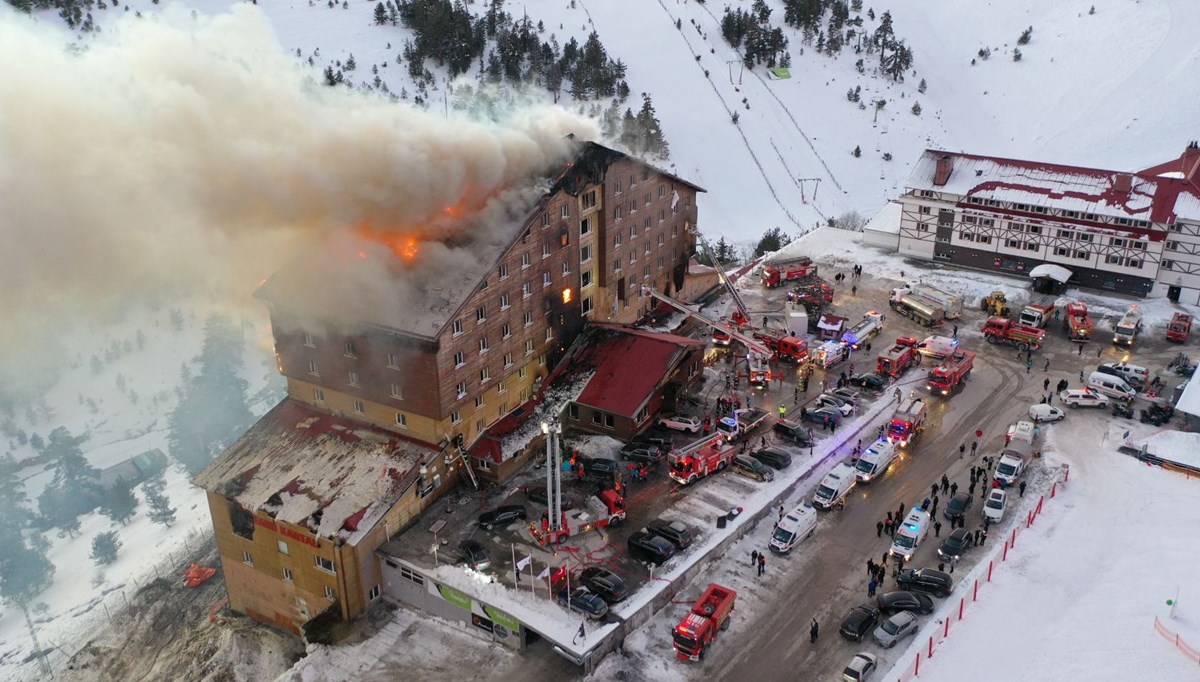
[885,410,1200,681]
[1133,429,1200,470]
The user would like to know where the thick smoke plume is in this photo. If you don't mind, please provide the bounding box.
[0,6,598,394]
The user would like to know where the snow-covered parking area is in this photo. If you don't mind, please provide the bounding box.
[886,413,1200,681]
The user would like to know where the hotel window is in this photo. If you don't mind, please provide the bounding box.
[498,379,507,394]
[278,540,289,555]
[475,306,486,322]
[353,399,364,413]
[455,382,467,399]
[544,328,553,342]
[614,233,623,247]
[347,371,359,386]
[615,179,623,193]
[303,332,315,347]
[1074,250,1088,260]
[1106,255,1121,265]
[963,216,976,224]
[283,568,294,583]
[543,272,552,288]
[1127,259,1142,269]
[242,551,253,566]
[1025,242,1039,252]
[542,243,551,259]
[390,383,403,399]
[658,185,666,198]
[452,320,464,336]
[580,217,591,236]
[644,193,651,206]
[454,351,465,367]
[324,586,336,600]
[307,360,319,375]
[1076,233,1093,243]
[541,212,549,228]
[629,200,636,213]
[479,368,491,384]
[614,258,622,272]
[1027,225,1041,235]
[1054,247,1070,257]
[369,585,381,601]
[313,388,325,402]
[582,190,597,209]
[475,394,485,408]
[519,367,527,379]
[386,352,399,369]
[582,297,594,315]
[523,311,534,326]
[581,270,594,288]
[1163,260,1175,270]
[1006,239,1021,249]
[562,261,570,276]
[581,245,592,263]
[614,205,622,220]
[976,235,992,245]
[1166,241,1179,251]
[504,352,513,368]
[344,341,357,357]
[479,337,489,353]
[657,234,665,247]
[315,556,336,574]
[919,206,932,215]
[643,265,651,280]
[499,263,509,279]
[525,340,535,355]
[644,216,652,231]
[522,282,532,298]
[502,323,511,339]
[395,412,407,428]
[560,205,570,219]
[500,293,510,309]
[521,253,531,269]
[451,411,461,424]
[1110,238,1126,247]
[1133,241,1146,250]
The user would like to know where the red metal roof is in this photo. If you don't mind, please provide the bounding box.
[574,327,702,418]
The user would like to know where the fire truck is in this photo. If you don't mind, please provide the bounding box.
[927,350,975,396]
[890,293,945,328]
[761,256,818,288]
[672,583,737,661]
[1018,298,1056,329]
[532,489,627,546]
[1062,301,1094,342]
[668,433,739,485]
[982,317,1046,351]
[887,398,927,447]
[876,337,920,378]
[841,311,884,349]
[890,283,963,319]
[696,237,754,342]
[1167,312,1192,343]
[754,330,809,363]
[640,286,774,386]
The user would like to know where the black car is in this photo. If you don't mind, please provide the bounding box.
[527,486,550,505]
[627,530,676,565]
[937,527,972,563]
[458,540,491,572]
[646,518,694,550]
[558,588,608,620]
[943,493,973,521]
[581,456,620,480]
[579,566,629,604]
[876,590,934,615]
[896,568,954,598]
[801,406,841,426]
[478,504,527,530]
[751,447,793,470]
[839,604,881,641]
[622,439,669,456]
[848,373,887,391]
[732,454,775,482]
[773,419,813,446]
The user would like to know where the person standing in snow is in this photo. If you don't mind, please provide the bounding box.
[751,549,759,567]
[876,520,885,537]
[1019,481,1027,497]
[810,618,819,642]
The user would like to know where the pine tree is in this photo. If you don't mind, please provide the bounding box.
[1017,26,1033,46]
[373,2,387,25]
[144,473,176,528]
[911,101,922,116]
[918,78,927,93]
[99,478,138,526]
[1013,48,1022,62]
[91,531,121,566]
[345,54,357,71]
[636,95,670,160]
[754,227,792,257]
[853,145,862,157]
[37,427,101,535]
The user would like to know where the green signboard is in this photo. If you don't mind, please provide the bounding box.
[768,67,792,79]
[483,604,519,632]
[437,584,471,611]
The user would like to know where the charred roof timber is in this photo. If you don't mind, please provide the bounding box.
[933,154,954,186]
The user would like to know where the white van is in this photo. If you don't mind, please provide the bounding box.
[994,442,1031,487]
[890,507,931,560]
[1087,371,1136,402]
[812,462,857,510]
[1097,362,1150,389]
[1113,305,1143,346]
[854,440,899,483]
[1006,420,1036,447]
[915,335,959,359]
[769,503,818,555]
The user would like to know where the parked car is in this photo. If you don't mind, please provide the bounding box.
[895,568,954,598]
[943,493,973,522]
[1096,362,1149,389]
[627,530,676,565]
[1028,404,1065,423]
[839,604,882,641]
[815,393,856,417]
[774,419,814,446]
[579,566,629,604]
[848,373,888,391]
[937,527,972,563]
[581,456,620,480]
[458,540,491,572]
[875,591,934,616]
[830,387,862,405]
[802,406,842,427]
[657,414,702,433]
[619,447,663,464]
[527,486,550,506]
[872,611,919,648]
[983,489,1007,523]
[750,446,793,470]
[1060,388,1109,409]
[646,518,694,550]
[732,454,775,482]
[841,652,879,682]
[558,588,608,620]
[478,505,527,530]
[622,438,670,455]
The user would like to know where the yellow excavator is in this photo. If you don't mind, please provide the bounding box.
[980,291,1011,317]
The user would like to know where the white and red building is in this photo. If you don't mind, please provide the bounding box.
[897,143,1200,303]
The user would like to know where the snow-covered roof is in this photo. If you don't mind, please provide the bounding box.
[1028,263,1073,283]
[1173,367,1200,418]
[906,149,1200,227]
[863,201,903,235]
[194,399,436,544]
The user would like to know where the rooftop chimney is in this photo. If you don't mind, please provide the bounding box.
[933,154,954,186]
[1113,173,1132,194]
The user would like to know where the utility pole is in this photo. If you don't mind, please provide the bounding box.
[797,178,821,203]
[725,59,744,85]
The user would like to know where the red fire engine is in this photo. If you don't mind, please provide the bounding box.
[1167,312,1192,343]
[876,337,920,378]
[927,350,975,396]
[668,434,738,486]
[531,489,626,546]
[1063,301,1094,342]
[672,583,737,661]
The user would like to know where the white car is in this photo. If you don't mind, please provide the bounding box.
[1060,388,1109,409]
[657,414,701,433]
[842,652,878,681]
[816,393,856,417]
[1028,403,1064,423]
[983,489,1007,523]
